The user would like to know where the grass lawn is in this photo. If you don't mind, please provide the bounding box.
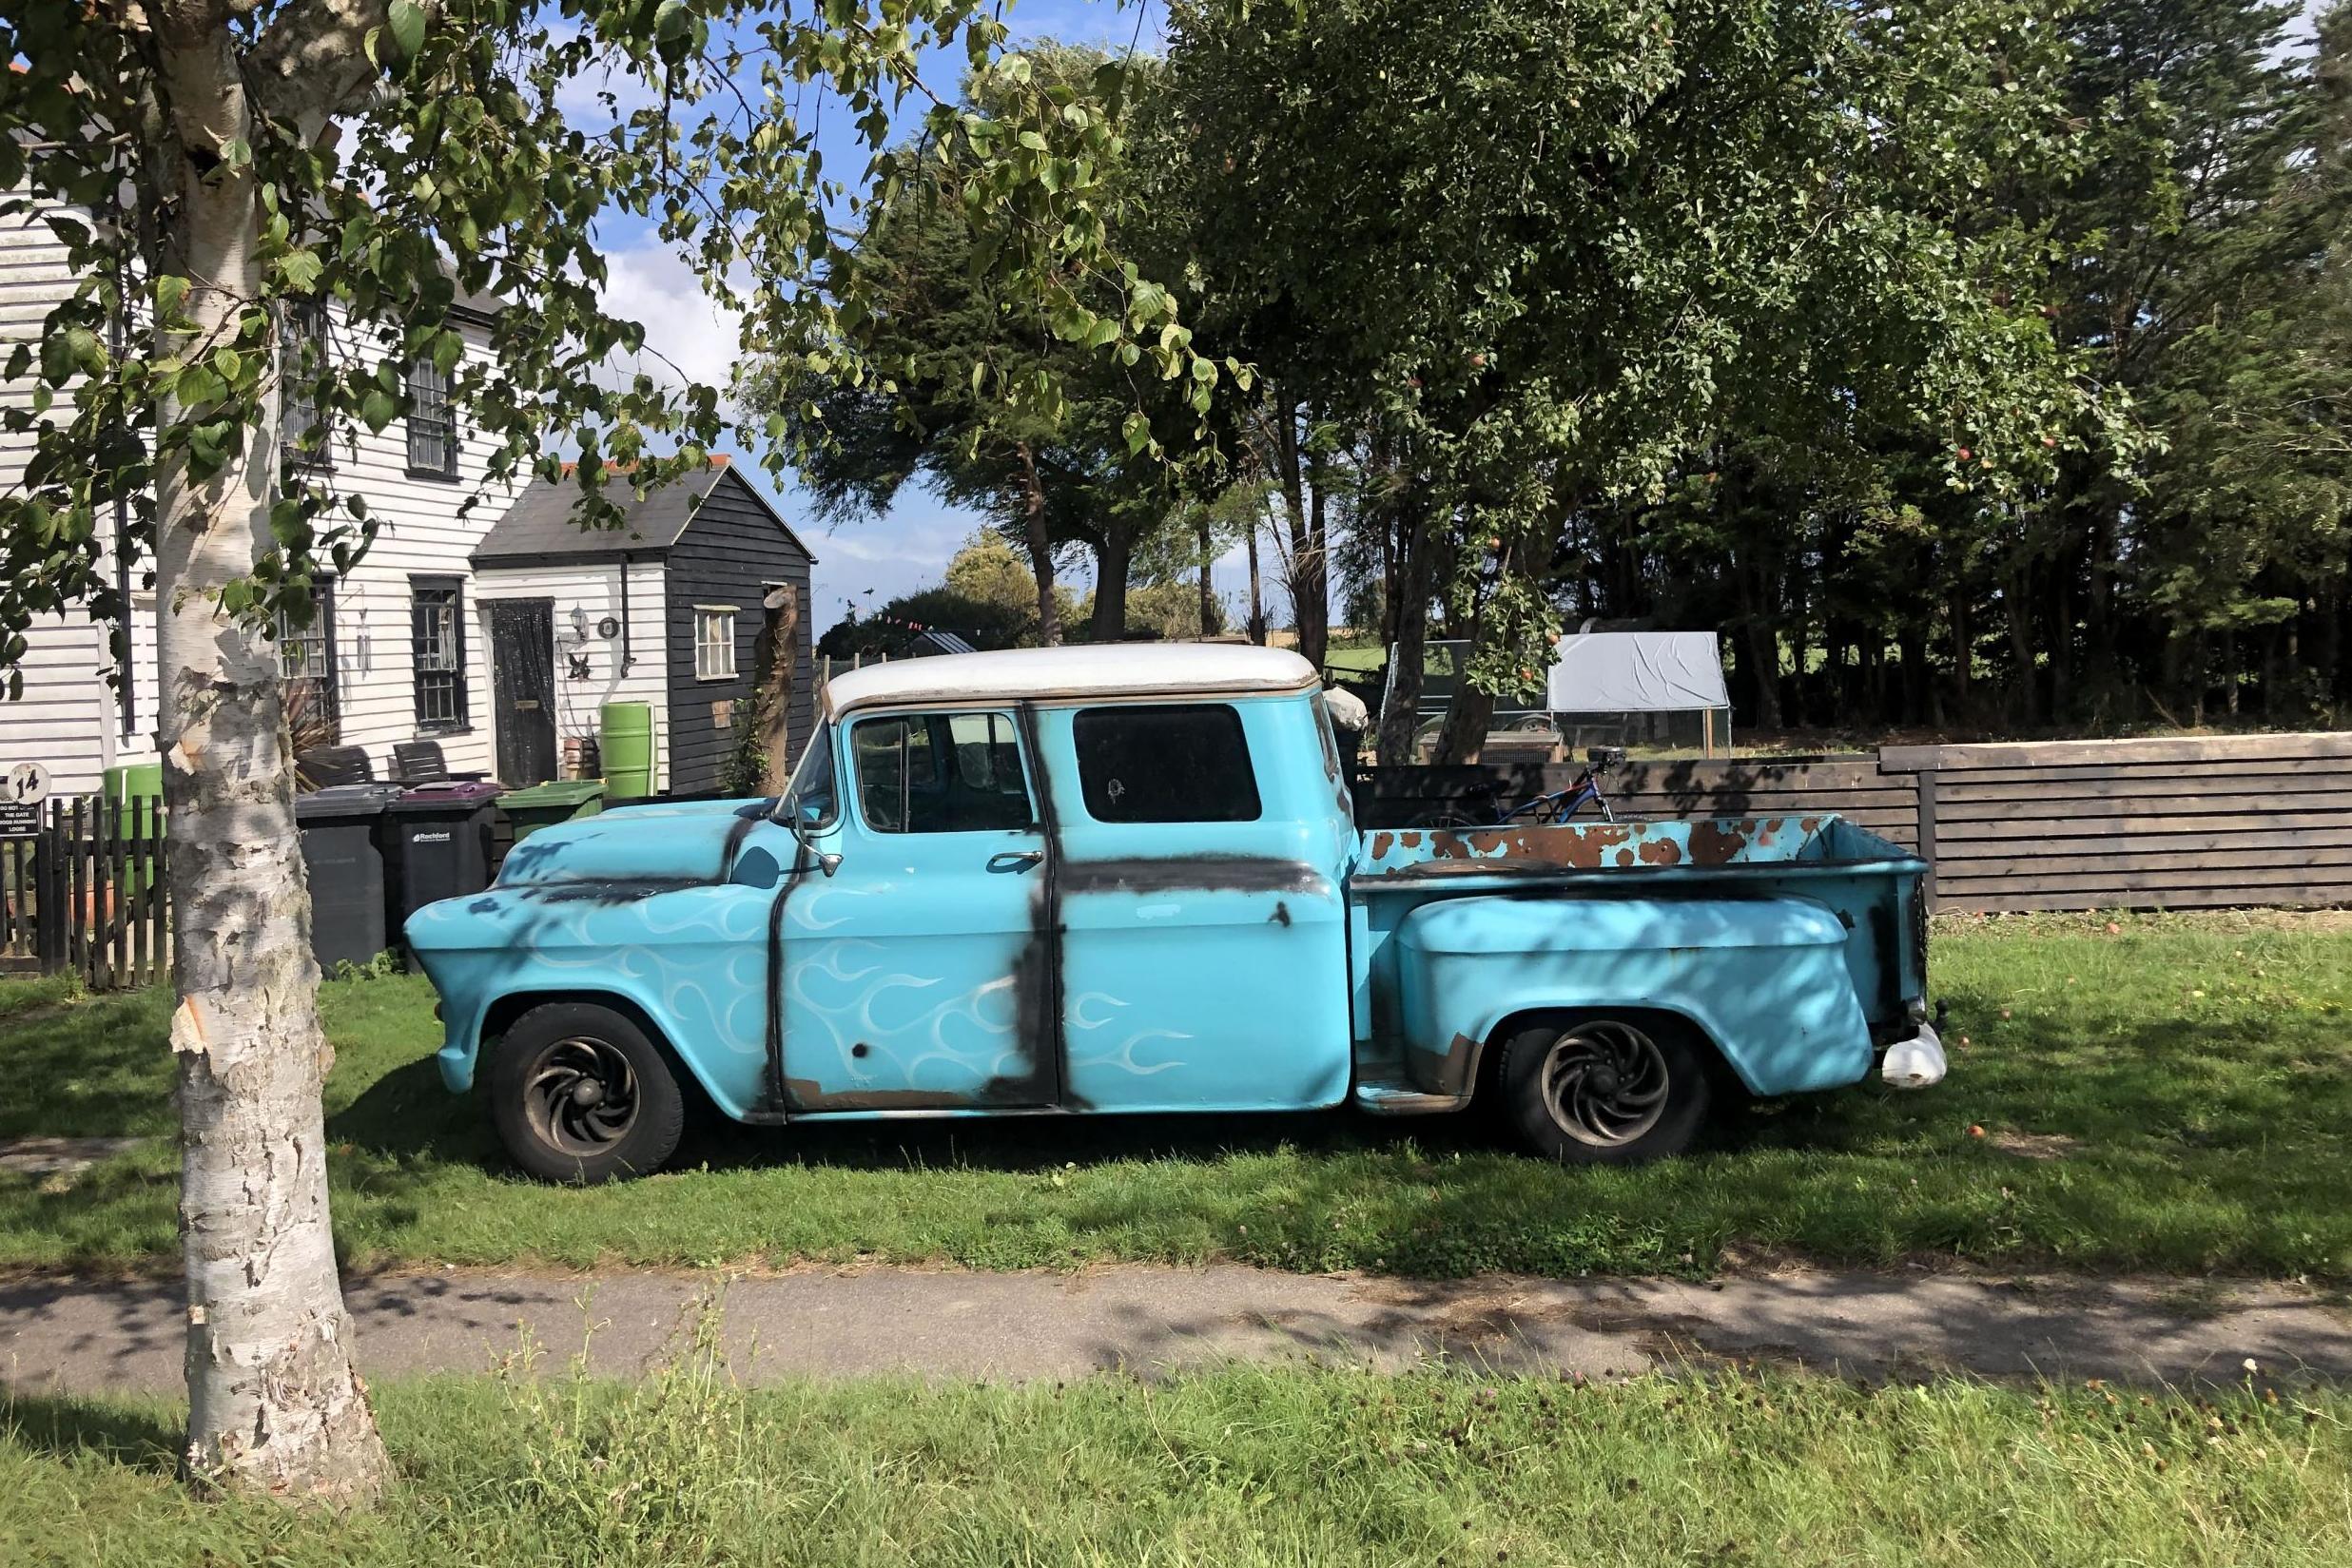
[0,911,2347,1278]
[6,1350,2347,1567]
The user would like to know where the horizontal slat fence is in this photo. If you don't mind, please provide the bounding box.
[1358,730,2352,914]
[1880,733,2352,913]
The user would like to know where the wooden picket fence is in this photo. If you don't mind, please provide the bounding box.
[0,796,170,989]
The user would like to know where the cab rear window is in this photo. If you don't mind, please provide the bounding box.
[1071,704,1261,823]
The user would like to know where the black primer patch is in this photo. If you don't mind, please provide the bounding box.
[1058,855,1332,898]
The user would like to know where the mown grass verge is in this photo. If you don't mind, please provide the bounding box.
[4,1343,2346,1568]
[0,911,2347,1278]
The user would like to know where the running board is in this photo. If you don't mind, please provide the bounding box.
[1353,1078,1471,1116]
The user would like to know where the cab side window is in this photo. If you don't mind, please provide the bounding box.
[1072,704,1262,823]
[854,711,1033,833]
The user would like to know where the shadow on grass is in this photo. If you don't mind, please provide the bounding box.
[0,1386,180,1472]
[0,989,175,1143]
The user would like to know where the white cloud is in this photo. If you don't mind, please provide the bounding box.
[545,23,668,126]
[589,240,745,395]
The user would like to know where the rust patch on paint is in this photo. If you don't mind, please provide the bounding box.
[1636,836,1682,865]
[1369,831,1394,858]
[1687,820,1756,866]
[781,1078,985,1112]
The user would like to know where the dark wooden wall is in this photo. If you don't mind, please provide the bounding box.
[1358,731,2352,914]
[662,470,814,796]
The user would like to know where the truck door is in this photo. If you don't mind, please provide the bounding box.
[1037,697,1353,1113]
[780,708,1058,1110]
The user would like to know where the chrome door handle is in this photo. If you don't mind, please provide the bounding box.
[987,849,1045,872]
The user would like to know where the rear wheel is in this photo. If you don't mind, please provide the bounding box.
[489,1002,686,1183]
[1497,1014,1712,1164]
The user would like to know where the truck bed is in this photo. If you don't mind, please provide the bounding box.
[1349,817,1933,1093]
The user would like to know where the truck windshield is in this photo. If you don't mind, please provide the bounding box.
[775,720,837,828]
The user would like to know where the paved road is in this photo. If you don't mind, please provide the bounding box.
[4,1266,2347,1397]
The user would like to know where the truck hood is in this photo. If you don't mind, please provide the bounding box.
[496,796,780,887]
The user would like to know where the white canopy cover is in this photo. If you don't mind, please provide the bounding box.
[1545,631,1730,713]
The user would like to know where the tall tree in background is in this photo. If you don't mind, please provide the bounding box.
[763,44,1220,643]
[1166,0,2125,761]
[0,0,1211,1499]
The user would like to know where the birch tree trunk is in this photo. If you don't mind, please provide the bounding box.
[152,16,389,1500]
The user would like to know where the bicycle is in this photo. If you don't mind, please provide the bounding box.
[1406,745,1625,830]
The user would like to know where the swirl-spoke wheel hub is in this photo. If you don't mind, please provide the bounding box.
[524,1037,640,1156]
[1539,1021,1670,1148]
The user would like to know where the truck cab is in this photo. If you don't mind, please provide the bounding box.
[407,645,1941,1182]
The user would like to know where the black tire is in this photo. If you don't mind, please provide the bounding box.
[1496,1013,1712,1165]
[488,1002,687,1184]
[1407,804,1489,830]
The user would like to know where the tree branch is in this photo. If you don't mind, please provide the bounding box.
[247,0,438,135]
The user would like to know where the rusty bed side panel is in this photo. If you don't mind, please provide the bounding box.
[1358,816,1837,877]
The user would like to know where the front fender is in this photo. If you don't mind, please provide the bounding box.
[1391,894,1873,1097]
[404,881,778,1119]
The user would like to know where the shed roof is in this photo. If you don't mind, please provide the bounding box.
[470,460,814,567]
[822,643,1318,716]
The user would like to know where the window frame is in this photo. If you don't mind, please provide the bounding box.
[693,605,739,682]
[278,301,334,472]
[404,354,461,480]
[1070,702,1264,824]
[275,579,340,740]
[777,718,840,831]
[849,709,1036,836]
[410,576,471,734]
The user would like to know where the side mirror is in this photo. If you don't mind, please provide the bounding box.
[780,797,843,878]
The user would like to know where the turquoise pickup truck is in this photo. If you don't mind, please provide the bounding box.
[407,645,1944,1182]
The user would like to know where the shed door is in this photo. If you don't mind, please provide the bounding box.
[488,598,557,785]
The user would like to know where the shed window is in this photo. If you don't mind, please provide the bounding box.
[694,606,737,680]
[854,712,1032,834]
[404,356,460,478]
[412,579,469,731]
[1072,704,1261,823]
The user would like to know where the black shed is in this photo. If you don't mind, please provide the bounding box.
[470,458,817,795]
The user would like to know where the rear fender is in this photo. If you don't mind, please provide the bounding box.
[1391,894,1873,1097]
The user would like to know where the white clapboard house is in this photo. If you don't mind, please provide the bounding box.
[0,201,814,801]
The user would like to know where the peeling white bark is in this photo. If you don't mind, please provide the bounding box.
[153,13,389,1501]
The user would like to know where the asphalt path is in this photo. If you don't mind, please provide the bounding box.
[5,1265,2348,1396]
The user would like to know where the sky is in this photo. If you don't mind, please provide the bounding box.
[567,1,1173,638]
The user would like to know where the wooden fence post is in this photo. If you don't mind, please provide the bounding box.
[1915,766,1938,909]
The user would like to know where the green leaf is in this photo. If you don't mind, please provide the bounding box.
[360,388,398,432]
[277,251,322,295]
[386,0,425,60]
[1122,411,1149,455]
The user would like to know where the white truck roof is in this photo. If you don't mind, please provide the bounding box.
[821,643,1320,717]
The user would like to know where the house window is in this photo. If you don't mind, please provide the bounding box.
[277,581,339,742]
[279,304,332,469]
[404,356,460,478]
[694,606,737,680]
[412,578,469,731]
[1072,704,1262,823]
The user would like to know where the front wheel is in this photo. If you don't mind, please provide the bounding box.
[1496,1014,1712,1165]
[489,1002,687,1184]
